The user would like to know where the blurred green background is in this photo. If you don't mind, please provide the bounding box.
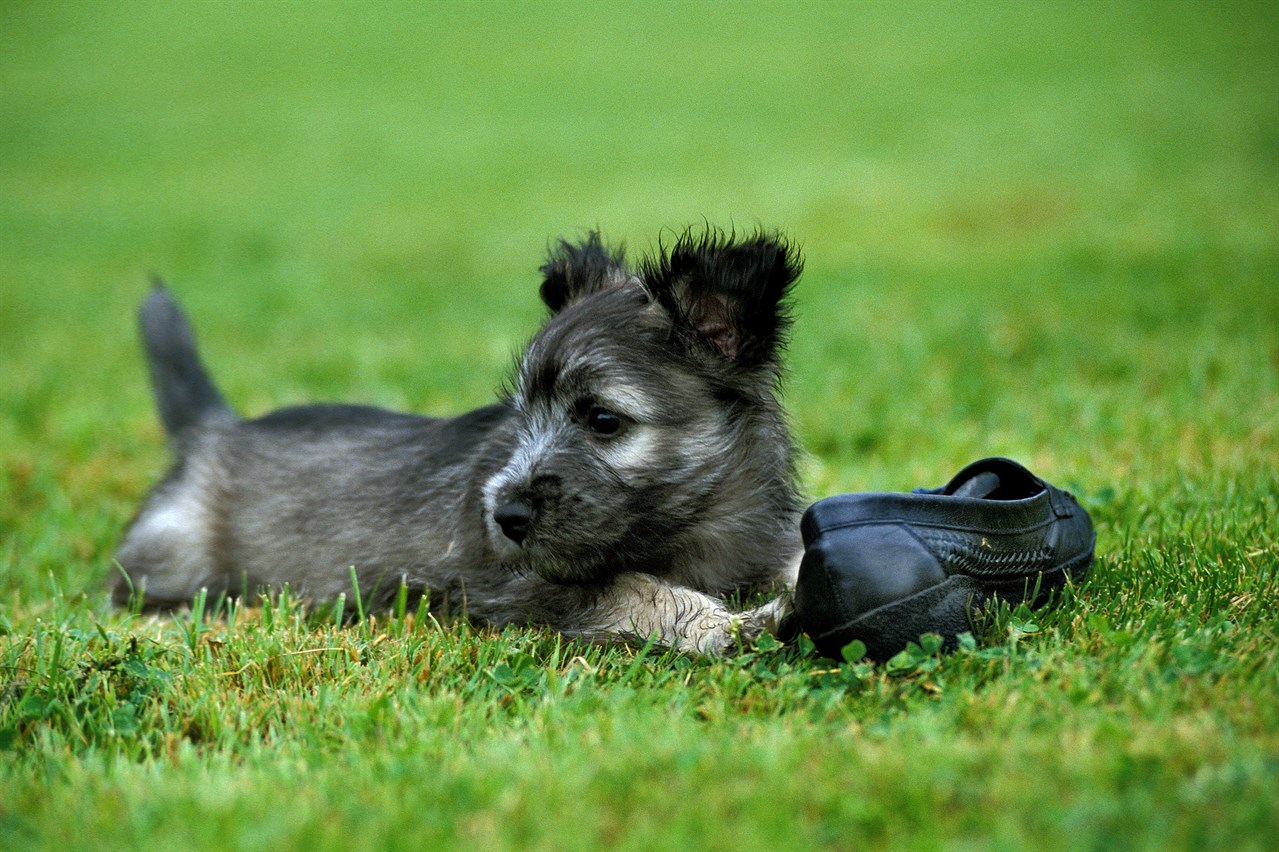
[2,0,1276,592]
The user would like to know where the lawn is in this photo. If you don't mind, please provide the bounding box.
[2,1,1277,848]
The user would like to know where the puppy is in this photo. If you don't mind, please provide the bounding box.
[114,228,803,654]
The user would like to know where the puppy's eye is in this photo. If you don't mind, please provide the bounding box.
[585,406,624,436]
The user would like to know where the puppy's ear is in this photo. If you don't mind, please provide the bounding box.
[642,229,802,368]
[539,231,631,313]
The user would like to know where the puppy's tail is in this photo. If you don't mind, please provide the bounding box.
[139,284,237,449]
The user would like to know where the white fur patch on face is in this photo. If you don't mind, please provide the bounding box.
[598,424,659,474]
[503,416,557,484]
[482,413,560,552]
[594,382,658,423]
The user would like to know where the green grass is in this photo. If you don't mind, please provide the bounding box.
[2,1,1277,848]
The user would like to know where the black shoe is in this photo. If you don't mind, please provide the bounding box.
[794,457,1095,661]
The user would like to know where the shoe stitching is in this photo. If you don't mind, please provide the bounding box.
[911,527,1057,578]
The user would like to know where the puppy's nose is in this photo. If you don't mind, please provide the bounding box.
[493,500,534,545]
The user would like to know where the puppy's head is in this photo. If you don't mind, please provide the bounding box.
[484,227,802,585]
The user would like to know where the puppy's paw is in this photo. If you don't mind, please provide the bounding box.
[740,592,798,644]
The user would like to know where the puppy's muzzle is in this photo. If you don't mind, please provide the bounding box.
[493,500,534,545]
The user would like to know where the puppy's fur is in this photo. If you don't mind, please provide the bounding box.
[114,229,803,654]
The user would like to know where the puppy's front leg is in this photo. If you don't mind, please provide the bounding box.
[579,573,794,656]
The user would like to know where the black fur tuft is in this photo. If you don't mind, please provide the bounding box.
[539,231,631,313]
[139,285,235,447]
[640,227,803,368]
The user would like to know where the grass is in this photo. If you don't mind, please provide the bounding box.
[2,0,1277,848]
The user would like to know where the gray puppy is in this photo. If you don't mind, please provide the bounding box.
[114,229,803,654]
